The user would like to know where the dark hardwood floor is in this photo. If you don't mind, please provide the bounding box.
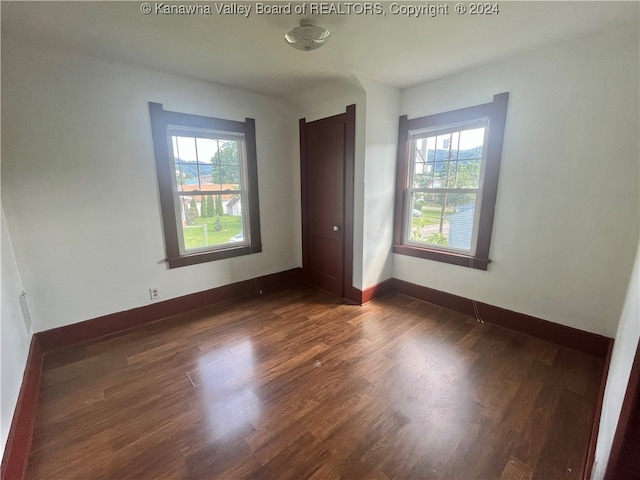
[26,287,604,480]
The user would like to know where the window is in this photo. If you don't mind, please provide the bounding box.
[393,93,508,270]
[149,103,261,268]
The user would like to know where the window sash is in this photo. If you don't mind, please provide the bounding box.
[403,189,482,254]
[168,126,244,142]
[167,129,251,255]
[174,192,249,254]
[404,122,487,255]
[409,187,479,194]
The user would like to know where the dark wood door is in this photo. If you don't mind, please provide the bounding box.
[300,106,355,299]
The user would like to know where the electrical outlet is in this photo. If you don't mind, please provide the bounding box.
[149,287,159,300]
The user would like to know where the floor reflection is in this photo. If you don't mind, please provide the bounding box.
[191,339,261,440]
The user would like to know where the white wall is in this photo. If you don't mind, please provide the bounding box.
[395,25,639,337]
[1,40,300,332]
[356,76,400,289]
[592,240,640,477]
[1,206,32,453]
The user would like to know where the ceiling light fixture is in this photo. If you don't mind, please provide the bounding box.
[284,19,331,51]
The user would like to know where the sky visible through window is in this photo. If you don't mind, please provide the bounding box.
[173,136,219,163]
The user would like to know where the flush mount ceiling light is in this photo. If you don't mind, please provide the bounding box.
[284,19,331,51]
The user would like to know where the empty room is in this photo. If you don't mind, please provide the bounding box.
[1,1,639,479]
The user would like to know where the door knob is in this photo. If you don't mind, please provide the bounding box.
[333,225,340,232]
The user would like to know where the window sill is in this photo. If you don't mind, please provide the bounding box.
[392,244,490,270]
[167,243,262,268]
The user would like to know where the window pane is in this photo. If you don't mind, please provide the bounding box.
[195,138,216,164]
[194,138,216,189]
[410,192,477,251]
[412,139,428,185]
[425,136,436,161]
[434,161,448,187]
[174,136,197,162]
[456,160,481,188]
[217,140,240,165]
[211,139,241,188]
[415,127,486,190]
[178,194,244,251]
[175,164,185,192]
[171,135,244,190]
[458,127,485,158]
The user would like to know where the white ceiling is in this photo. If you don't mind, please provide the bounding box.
[2,1,638,98]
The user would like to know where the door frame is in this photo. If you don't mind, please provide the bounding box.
[299,104,357,303]
[604,338,640,479]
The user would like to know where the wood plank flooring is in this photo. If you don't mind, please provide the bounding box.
[26,287,604,480]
